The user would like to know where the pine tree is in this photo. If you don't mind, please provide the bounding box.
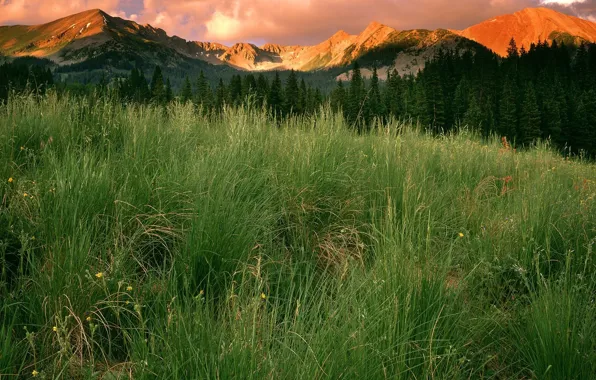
[150,66,166,104]
[348,61,365,129]
[499,78,518,138]
[268,72,284,117]
[367,65,385,122]
[299,79,308,114]
[519,84,541,146]
[330,80,346,113]
[229,75,243,106]
[180,76,193,103]
[284,69,300,115]
[463,92,483,131]
[215,78,227,110]
[507,37,519,59]
[196,71,212,109]
[256,74,269,108]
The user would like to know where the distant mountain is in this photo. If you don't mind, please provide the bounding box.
[454,7,596,56]
[1,7,595,80]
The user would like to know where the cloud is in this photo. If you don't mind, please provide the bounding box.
[1,0,595,45]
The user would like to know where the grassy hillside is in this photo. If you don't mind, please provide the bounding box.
[1,94,595,379]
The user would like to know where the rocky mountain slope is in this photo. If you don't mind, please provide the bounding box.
[1,7,595,77]
[454,7,596,56]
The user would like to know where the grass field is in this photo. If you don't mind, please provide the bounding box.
[1,93,595,379]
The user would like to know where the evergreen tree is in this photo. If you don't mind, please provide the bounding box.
[330,80,346,113]
[284,69,300,115]
[367,65,385,122]
[150,66,166,104]
[180,76,193,103]
[256,74,269,108]
[348,61,365,129]
[507,37,519,59]
[215,78,227,110]
[299,79,308,114]
[229,75,243,105]
[499,78,518,138]
[196,71,212,109]
[463,92,483,131]
[268,72,284,117]
[519,84,542,146]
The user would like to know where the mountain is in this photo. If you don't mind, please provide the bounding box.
[455,7,596,56]
[0,9,484,78]
[215,22,480,76]
[1,6,596,80]
[0,9,230,66]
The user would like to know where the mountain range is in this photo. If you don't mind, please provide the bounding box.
[1,7,596,78]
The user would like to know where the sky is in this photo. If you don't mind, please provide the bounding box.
[0,0,595,45]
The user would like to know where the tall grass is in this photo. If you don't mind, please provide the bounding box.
[1,93,595,379]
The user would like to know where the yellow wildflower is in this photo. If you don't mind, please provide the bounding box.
[260,293,267,300]
[126,286,133,291]
[199,289,204,296]
[86,316,92,322]
[95,272,103,279]
[23,193,28,197]
[20,146,24,151]
[32,370,39,377]
[52,326,58,332]
[458,232,464,238]
[8,177,13,183]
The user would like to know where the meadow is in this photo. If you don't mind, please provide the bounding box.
[1,93,595,379]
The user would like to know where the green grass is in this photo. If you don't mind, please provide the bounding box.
[1,93,595,379]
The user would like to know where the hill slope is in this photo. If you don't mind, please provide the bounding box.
[455,7,596,56]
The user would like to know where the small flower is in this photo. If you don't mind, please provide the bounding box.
[86,316,92,322]
[126,286,133,291]
[23,193,28,197]
[32,370,39,377]
[260,293,267,300]
[20,146,24,151]
[52,326,58,332]
[458,232,464,238]
[8,177,13,183]
[31,236,36,241]
[95,272,103,279]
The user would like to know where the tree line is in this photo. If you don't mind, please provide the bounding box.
[116,66,325,117]
[0,62,53,102]
[331,39,596,154]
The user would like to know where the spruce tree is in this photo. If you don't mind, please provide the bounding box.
[499,78,518,138]
[215,78,227,110]
[330,80,346,113]
[150,66,166,104]
[463,92,483,131]
[348,61,365,129]
[284,69,300,115]
[180,76,193,103]
[268,72,284,117]
[368,65,385,122]
[519,84,541,146]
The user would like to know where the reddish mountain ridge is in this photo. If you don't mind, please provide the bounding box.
[1,7,596,72]
[455,7,596,56]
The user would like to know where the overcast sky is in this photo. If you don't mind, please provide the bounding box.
[0,0,595,45]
